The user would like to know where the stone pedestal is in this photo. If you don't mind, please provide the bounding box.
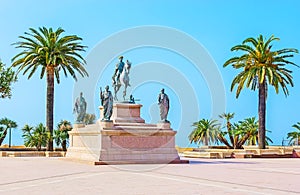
[99,103,145,123]
[73,123,85,128]
[66,103,183,164]
[157,122,171,129]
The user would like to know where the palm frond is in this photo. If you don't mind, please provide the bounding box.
[11,26,88,83]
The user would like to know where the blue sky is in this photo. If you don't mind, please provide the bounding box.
[1,0,300,147]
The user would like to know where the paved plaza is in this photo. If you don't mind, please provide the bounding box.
[0,157,299,194]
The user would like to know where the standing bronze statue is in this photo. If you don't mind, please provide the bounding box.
[158,88,170,123]
[73,92,87,123]
[100,85,113,121]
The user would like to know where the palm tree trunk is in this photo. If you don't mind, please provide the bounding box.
[227,122,235,148]
[0,129,7,145]
[217,134,233,149]
[233,135,239,149]
[258,80,266,149]
[62,140,67,151]
[46,69,54,151]
[236,133,250,149]
[204,137,208,146]
[9,128,11,148]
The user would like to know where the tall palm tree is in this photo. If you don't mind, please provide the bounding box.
[224,35,298,149]
[0,117,17,147]
[189,119,220,146]
[287,122,300,145]
[11,27,88,151]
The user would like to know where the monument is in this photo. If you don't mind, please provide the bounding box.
[66,57,184,164]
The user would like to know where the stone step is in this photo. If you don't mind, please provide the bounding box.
[94,159,189,165]
[114,123,157,127]
[0,151,66,157]
[114,125,161,131]
[101,129,176,136]
[113,117,145,124]
[182,151,226,159]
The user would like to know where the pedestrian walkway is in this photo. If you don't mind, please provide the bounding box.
[0,157,299,194]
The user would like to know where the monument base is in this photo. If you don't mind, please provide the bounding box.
[66,103,186,164]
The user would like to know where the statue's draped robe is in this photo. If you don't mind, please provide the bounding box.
[103,91,113,120]
[75,96,87,123]
[158,93,169,121]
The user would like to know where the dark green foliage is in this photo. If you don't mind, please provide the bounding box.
[189,119,220,146]
[190,114,273,149]
[22,123,49,151]
[0,61,17,99]
[287,122,300,145]
[54,120,72,151]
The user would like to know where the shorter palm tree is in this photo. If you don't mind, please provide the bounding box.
[218,117,272,149]
[22,125,34,145]
[218,122,247,149]
[54,120,72,151]
[218,112,236,148]
[287,122,300,145]
[0,126,6,145]
[237,117,272,146]
[0,118,17,147]
[22,123,49,151]
[236,117,259,146]
[189,119,220,146]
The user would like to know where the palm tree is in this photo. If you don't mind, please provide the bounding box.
[218,116,273,149]
[287,122,300,145]
[237,117,259,146]
[11,27,88,151]
[189,119,220,146]
[22,123,49,151]
[224,35,298,149]
[0,117,17,147]
[235,117,272,147]
[219,112,235,147]
[22,124,34,147]
[54,120,72,151]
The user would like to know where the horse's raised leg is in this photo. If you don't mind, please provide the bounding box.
[113,84,120,101]
[123,84,127,101]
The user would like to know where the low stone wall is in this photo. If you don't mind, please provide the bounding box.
[0,151,66,157]
[179,146,300,159]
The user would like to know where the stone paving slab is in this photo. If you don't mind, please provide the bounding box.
[0,157,299,194]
